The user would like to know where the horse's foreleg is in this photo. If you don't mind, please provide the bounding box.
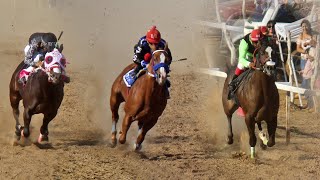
[119,114,132,144]
[266,116,277,147]
[257,122,268,149]
[135,119,158,151]
[22,108,32,138]
[38,112,56,143]
[245,114,257,158]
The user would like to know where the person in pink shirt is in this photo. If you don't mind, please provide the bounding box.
[299,47,316,110]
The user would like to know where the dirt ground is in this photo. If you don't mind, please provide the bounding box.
[0,0,320,179]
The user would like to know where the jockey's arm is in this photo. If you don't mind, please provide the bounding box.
[133,43,145,64]
[24,45,37,65]
[238,39,251,68]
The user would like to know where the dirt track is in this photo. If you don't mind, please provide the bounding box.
[1,1,320,179]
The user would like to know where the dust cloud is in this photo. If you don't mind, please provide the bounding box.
[0,0,204,142]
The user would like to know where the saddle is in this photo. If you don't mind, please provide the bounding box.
[123,68,147,88]
[228,69,253,104]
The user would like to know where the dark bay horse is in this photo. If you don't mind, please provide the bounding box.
[222,49,279,158]
[9,49,66,144]
[110,47,171,150]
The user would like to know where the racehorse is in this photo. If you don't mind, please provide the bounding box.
[9,48,66,144]
[222,48,279,158]
[110,45,171,150]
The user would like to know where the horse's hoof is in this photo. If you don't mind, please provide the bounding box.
[134,143,142,151]
[38,134,49,144]
[267,141,275,147]
[12,137,20,146]
[260,143,267,150]
[119,138,126,144]
[14,133,21,140]
[227,138,233,145]
[110,139,117,148]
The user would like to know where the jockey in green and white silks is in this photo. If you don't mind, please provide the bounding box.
[227,29,262,117]
[237,29,261,73]
[228,29,262,100]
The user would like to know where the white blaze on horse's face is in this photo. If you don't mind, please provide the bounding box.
[49,64,62,84]
[157,52,167,86]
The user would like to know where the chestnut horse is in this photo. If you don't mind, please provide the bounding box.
[9,49,66,144]
[110,48,171,150]
[222,48,279,158]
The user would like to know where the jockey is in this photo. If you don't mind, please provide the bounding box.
[126,26,172,98]
[19,43,45,85]
[19,35,55,84]
[19,34,69,85]
[228,29,262,99]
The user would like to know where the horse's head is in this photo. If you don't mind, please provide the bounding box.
[254,47,276,78]
[44,48,67,84]
[148,48,170,86]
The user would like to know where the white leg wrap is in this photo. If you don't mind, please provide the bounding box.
[250,147,255,158]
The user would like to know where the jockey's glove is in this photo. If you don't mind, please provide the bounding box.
[141,60,149,68]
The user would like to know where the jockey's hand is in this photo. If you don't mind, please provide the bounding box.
[141,60,148,68]
[249,62,255,69]
[35,61,43,67]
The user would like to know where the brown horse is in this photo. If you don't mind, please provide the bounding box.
[222,49,279,158]
[9,49,66,144]
[110,48,171,150]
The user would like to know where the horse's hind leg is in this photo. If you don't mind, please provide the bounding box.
[223,99,237,145]
[38,112,57,143]
[266,116,277,147]
[10,92,22,144]
[119,114,133,144]
[110,92,124,146]
[10,92,22,140]
[134,119,158,151]
[226,115,234,144]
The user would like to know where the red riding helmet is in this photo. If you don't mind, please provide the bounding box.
[251,29,261,42]
[146,26,161,44]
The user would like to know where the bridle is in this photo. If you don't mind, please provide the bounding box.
[147,50,170,79]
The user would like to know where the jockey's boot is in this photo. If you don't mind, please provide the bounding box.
[165,79,171,99]
[133,63,143,78]
[165,88,171,99]
[227,74,238,100]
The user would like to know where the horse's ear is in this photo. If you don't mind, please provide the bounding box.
[58,44,64,53]
[164,42,169,50]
